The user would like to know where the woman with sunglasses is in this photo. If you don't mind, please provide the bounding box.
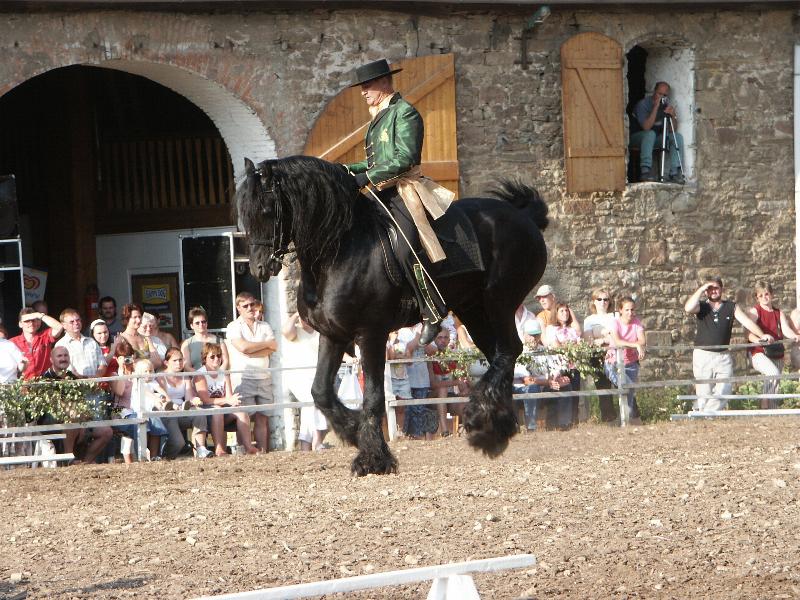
[583,289,616,344]
[181,307,229,371]
[583,288,619,422]
[194,342,242,456]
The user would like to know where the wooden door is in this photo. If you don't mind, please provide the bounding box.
[304,54,459,197]
[561,33,625,193]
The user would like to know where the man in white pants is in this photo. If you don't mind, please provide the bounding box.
[684,277,771,411]
[226,292,277,453]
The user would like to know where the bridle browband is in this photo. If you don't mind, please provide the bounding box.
[250,165,290,275]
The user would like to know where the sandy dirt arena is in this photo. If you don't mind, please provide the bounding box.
[1,419,799,600]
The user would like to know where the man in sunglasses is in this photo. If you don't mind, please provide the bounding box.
[226,292,277,454]
[684,276,772,411]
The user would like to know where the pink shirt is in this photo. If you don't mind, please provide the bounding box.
[545,324,580,347]
[606,317,644,365]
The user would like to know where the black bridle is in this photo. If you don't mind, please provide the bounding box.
[250,166,290,276]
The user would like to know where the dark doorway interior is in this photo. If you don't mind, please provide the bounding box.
[625,45,648,182]
[0,66,233,316]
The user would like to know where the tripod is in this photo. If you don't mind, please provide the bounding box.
[658,114,684,182]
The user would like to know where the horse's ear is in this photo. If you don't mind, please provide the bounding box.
[244,158,255,176]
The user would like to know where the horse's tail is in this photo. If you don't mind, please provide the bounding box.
[487,180,549,231]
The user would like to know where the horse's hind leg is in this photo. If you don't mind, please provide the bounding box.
[312,335,360,447]
[460,306,521,458]
[351,334,397,476]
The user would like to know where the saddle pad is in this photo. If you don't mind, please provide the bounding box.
[430,204,484,278]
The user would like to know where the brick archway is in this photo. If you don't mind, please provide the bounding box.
[101,59,275,179]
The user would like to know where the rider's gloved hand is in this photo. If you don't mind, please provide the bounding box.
[354,173,370,189]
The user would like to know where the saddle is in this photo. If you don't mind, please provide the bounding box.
[376,204,484,286]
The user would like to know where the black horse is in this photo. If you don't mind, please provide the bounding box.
[236,156,548,475]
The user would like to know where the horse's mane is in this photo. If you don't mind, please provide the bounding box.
[239,155,360,265]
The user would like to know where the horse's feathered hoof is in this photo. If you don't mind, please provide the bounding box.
[463,399,517,458]
[351,448,399,476]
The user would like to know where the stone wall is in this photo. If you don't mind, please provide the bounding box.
[0,5,797,376]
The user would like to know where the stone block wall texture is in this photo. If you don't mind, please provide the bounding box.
[0,5,797,377]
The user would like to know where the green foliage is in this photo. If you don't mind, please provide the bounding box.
[581,383,691,424]
[734,369,800,409]
[436,340,606,382]
[548,341,607,380]
[0,377,106,427]
[436,346,484,381]
[634,386,693,423]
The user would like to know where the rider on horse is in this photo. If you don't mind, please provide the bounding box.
[343,58,454,346]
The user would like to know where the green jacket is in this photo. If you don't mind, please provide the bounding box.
[346,93,424,187]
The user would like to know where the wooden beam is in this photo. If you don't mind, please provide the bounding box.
[97,205,233,234]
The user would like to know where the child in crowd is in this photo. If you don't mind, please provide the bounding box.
[158,348,211,459]
[130,358,170,461]
[194,342,241,457]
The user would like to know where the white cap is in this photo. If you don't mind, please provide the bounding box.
[524,320,542,336]
[535,284,554,298]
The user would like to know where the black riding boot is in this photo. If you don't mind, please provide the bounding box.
[380,188,447,341]
[411,262,444,345]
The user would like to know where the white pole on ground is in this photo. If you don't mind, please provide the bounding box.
[794,43,800,308]
[427,574,480,600]
[136,375,148,462]
[384,363,398,441]
[386,396,398,441]
[616,347,628,426]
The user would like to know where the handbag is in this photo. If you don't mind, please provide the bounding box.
[764,342,784,360]
[759,305,785,359]
[337,368,363,409]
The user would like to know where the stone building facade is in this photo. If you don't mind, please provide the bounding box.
[0,3,797,375]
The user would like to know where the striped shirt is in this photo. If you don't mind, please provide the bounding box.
[55,334,106,377]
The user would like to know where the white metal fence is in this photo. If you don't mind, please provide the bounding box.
[1,338,798,463]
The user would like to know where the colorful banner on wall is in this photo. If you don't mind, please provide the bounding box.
[22,266,47,305]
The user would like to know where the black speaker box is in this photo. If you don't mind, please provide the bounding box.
[0,175,19,238]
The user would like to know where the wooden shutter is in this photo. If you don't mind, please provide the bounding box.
[561,33,625,193]
[304,54,459,197]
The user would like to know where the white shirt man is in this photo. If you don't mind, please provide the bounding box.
[0,337,26,383]
[54,308,106,377]
[225,293,277,453]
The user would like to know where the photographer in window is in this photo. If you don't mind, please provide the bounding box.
[630,81,685,184]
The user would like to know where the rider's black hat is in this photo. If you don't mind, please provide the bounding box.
[348,59,403,88]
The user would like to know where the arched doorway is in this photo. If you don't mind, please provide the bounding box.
[0,61,276,336]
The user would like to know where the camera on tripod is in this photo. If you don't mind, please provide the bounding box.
[659,96,670,106]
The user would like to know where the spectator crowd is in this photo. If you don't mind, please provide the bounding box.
[1,273,799,465]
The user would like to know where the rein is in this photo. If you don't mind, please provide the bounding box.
[251,166,290,272]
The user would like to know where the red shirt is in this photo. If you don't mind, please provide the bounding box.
[10,328,58,379]
[750,304,782,357]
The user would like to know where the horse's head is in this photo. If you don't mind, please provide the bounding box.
[236,158,291,282]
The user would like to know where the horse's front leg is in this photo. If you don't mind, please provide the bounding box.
[311,335,359,447]
[460,308,520,458]
[351,334,398,476]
